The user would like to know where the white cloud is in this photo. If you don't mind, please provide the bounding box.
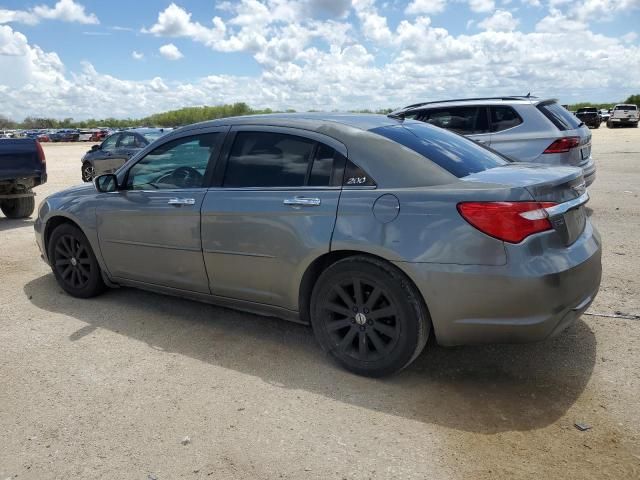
[0,0,98,26]
[622,32,638,43]
[159,43,183,60]
[478,10,519,31]
[405,0,448,15]
[33,0,98,24]
[2,2,640,121]
[469,0,496,13]
[131,51,144,60]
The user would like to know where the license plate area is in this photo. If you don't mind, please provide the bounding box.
[581,146,591,160]
[550,206,586,245]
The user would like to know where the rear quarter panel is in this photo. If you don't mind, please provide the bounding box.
[331,184,534,267]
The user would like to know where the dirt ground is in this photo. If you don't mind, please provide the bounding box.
[1,128,639,479]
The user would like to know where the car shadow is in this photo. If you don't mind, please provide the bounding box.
[24,274,596,434]
[0,217,35,232]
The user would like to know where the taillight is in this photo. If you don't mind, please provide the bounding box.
[543,136,580,154]
[35,140,46,165]
[457,201,557,243]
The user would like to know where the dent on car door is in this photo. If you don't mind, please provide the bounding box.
[96,130,225,293]
[201,128,344,310]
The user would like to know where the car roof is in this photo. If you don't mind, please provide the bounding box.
[180,112,403,132]
[389,96,555,118]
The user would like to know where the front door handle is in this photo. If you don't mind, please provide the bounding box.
[168,198,196,206]
[283,196,321,207]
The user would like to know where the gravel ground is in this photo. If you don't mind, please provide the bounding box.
[1,129,639,479]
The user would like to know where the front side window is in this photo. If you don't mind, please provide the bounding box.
[126,133,219,190]
[223,132,315,188]
[490,106,523,132]
[101,134,119,151]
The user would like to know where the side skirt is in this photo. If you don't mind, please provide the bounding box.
[110,277,307,325]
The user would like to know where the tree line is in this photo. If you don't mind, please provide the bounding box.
[1,96,637,130]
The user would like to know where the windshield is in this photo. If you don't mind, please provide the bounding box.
[371,122,508,178]
[538,101,582,130]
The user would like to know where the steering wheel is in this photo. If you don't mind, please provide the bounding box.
[165,166,204,188]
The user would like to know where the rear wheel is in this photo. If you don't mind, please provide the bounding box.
[48,223,106,298]
[1,195,35,218]
[81,162,95,182]
[310,256,430,377]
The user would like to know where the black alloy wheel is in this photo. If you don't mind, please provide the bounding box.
[48,223,106,298]
[322,277,401,363]
[311,256,430,377]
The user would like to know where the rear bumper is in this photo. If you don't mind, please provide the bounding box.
[395,222,602,346]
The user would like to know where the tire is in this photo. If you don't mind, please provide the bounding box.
[593,123,600,129]
[607,121,613,128]
[1,195,35,218]
[81,162,95,182]
[48,223,106,298]
[310,256,430,377]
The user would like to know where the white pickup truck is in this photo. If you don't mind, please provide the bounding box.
[607,104,639,128]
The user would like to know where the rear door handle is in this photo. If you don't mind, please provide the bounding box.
[168,198,196,206]
[283,196,321,207]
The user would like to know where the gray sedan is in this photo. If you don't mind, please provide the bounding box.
[34,114,602,377]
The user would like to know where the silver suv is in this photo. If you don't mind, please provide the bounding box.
[390,97,596,186]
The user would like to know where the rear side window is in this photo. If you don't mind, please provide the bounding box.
[225,132,330,188]
[490,106,523,132]
[371,122,508,178]
[538,101,582,130]
[417,107,488,134]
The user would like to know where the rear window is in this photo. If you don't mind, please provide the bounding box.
[577,108,597,113]
[538,101,582,130]
[615,105,637,110]
[141,131,164,142]
[370,122,508,178]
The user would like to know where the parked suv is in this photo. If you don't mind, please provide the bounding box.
[575,107,601,129]
[607,104,639,128]
[390,97,596,186]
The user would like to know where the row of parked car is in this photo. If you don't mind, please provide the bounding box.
[573,104,639,129]
[2,95,606,376]
[0,128,111,142]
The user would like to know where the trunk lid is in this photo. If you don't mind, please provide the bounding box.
[462,163,588,245]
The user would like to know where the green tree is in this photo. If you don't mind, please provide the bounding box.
[623,94,640,105]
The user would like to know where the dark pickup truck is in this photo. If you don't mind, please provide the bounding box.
[0,139,47,218]
[575,107,601,129]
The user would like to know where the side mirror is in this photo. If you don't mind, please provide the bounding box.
[90,144,100,152]
[94,174,119,193]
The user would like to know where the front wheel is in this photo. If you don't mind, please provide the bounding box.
[48,223,106,298]
[310,256,430,377]
[81,162,95,182]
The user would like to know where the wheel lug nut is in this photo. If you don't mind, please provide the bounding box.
[367,319,373,326]
[352,306,358,313]
[350,318,355,324]
[363,308,369,314]
[359,325,365,331]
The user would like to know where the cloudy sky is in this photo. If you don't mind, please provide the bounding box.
[1,0,639,120]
